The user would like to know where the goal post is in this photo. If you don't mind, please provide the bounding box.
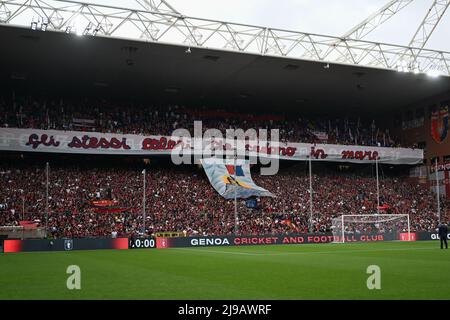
[331,214,411,243]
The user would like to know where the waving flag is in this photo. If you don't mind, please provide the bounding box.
[201,158,274,199]
[431,105,449,143]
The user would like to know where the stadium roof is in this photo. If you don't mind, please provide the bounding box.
[1,24,449,115]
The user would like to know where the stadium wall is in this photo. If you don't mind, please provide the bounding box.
[392,91,450,165]
[417,232,450,241]
[2,232,446,253]
[2,237,129,253]
[155,232,449,249]
[155,233,398,248]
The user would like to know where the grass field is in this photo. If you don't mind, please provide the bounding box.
[1,241,449,299]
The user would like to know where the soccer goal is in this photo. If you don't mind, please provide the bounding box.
[331,214,411,243]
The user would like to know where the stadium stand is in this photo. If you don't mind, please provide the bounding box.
[0,94,411,147]
[0,158,446,238]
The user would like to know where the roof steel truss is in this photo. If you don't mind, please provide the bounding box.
[0,0,449,76]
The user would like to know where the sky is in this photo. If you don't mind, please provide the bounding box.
[18,0,450,52]
[153,0,449,52]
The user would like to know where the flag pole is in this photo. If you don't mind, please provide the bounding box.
[142,169,146,235]
[376,157,380,214]
[45,162,49,238]
[21,189,25,240]
[309,154,313,233]
[435,158,441,223]
[234,143,238,235]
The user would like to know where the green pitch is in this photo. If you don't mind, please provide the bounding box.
[1,241,449,299]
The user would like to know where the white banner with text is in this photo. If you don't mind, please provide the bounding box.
[0,128,423,165]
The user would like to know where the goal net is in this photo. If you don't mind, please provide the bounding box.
[331,214,411,243]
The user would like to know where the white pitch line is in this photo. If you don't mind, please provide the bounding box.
[171,248,266,256]
[266,246,437,256]
[171,246,437,257]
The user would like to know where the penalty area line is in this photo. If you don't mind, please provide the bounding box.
[170,246,437,257]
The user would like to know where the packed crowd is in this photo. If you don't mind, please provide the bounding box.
[0,163,446,238]
[0,95,405,147]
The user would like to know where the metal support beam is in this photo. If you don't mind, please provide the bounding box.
[135,0,180,15]
[327,0,417,67]
[0,0,449,76]
[409,0,450,50]
[342,0,414,40]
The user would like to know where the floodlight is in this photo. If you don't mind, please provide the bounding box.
[83,22,92,36]
[396,60,411,72]
[30,17,37,30]
[76,26,83,37]
[41,18,48,31]
[413,62,420,74]
[427,69,441,78]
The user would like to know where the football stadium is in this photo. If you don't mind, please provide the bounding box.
[1,0,450,306]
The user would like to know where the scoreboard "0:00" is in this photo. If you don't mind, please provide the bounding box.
[128,238,156,249]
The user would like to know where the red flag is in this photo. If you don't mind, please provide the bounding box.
[19,221,38,229]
